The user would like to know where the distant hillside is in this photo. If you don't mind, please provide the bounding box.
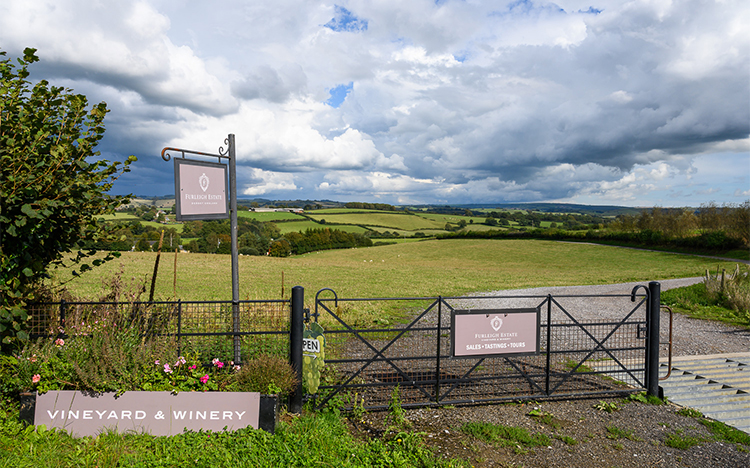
[457,203,644,217]
[126,196,646,216]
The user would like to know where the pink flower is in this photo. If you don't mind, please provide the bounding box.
[200,375,209,384]
[216,361,224,369]
[155,359,160,365]
[211,358,220,366]
[54,338,65,347]
[164,364,173,374]
[189,364,197,371]
[32,374,41,384]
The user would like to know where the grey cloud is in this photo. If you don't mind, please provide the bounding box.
[230,64,307,102]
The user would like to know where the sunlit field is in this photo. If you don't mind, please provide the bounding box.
[51,239,738,304]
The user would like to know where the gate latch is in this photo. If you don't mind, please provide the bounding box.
[637,324,648,339]
[303,308,320,323]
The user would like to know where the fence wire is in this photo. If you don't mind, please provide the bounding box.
[26,299,290,363]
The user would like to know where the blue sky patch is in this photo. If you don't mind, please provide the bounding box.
[324,6,368,32]
[579,7,603,14]
[326,82,353,108]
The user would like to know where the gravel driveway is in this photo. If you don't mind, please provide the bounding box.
[466,278,749,357]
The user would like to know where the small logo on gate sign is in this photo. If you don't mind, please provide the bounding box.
[199,173,209,192]
[491,316,503,331]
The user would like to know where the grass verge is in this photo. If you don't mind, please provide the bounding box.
[0,400,468,468]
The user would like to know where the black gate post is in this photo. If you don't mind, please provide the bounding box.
[646,281,661,397]
[289,286,304,413]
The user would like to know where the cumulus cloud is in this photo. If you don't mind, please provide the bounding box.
[2,0,747,205]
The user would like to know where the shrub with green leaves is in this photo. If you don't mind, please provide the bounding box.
[1,47,136,345]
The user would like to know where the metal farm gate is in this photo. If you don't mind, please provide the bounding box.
[303,283,662,411]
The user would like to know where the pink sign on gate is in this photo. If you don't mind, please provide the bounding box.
[451,308,540,358]
[174,158,228,220]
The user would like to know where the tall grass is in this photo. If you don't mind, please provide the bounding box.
[661,264,749,327]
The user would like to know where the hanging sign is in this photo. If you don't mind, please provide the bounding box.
[451,308,540,358]
[302,322,325,394]
[174,158,228,220]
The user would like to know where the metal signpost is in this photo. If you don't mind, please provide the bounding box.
[162,134,242,364]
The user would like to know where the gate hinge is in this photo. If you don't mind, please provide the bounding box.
[637,324,648,339]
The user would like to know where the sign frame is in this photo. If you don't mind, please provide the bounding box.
[174,157,229,221]
[450,308,541,359]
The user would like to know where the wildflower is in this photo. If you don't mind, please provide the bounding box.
[189,364,197,371]
[177,356,187,366]
[212,358,220,366]
[200,375,209,384]
[54,338,65,347]
[233,365,241,372]
[155,359,160,365]
[216,361,224,369]
[164,364,173,374]
[32,374,41,384]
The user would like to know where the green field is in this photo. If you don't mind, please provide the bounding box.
[237,211,305,222]
[52,239,738,305]
[276,221,370,234]
[416,213,478,224]
[306,211,443,230]
[101,213,185,232]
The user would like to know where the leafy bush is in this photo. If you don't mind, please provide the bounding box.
[1,48,135,345]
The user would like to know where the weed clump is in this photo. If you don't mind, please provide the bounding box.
[233,355,297,395]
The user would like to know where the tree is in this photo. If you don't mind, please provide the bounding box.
[0,48,136,344]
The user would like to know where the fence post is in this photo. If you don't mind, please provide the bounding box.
[646,281,661,398]
[177,300,182,358]
[435,297,442,405]
[59,300,67,338]
[545,295,552,395]
[289,286,304,413]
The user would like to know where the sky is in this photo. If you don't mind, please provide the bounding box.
[2,0,748,207]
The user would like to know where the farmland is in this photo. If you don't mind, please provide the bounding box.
[52,239,739,302]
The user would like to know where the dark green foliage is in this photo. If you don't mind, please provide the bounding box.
[345,202,397,211]
[282,228,373,255]
[0,48,136,344]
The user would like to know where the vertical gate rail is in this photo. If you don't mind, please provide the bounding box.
[312,286,655,411]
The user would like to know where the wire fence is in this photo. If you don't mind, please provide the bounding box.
[26,299,291,363]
